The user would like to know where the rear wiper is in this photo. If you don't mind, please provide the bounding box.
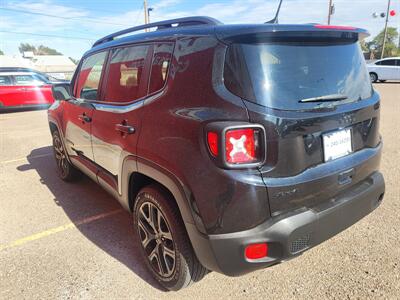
[299,94,348,103]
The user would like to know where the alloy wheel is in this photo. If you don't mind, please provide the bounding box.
[137,201,176,278]
[53,134,68,178]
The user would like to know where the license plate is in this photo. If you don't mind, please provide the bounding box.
[322,128,352,162]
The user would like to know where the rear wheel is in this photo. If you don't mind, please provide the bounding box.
[370,72,378,83]
[52,131,80,181]
[133,184,207,291]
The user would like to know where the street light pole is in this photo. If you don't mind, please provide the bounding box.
[381,0,391,59]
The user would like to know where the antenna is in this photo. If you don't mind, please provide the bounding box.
[265,0,283,24]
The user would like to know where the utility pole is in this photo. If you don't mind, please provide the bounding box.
[327,0,333,24]
[144,0,149,31]
[381,0,391,59]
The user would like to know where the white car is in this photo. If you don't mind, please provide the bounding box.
[367,57,400,83]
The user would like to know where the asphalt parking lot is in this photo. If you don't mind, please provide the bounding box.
[0,83,399,299]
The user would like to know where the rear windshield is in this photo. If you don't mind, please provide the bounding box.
[224,41,372,110]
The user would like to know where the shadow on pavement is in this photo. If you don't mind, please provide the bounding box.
[17,146,166,292]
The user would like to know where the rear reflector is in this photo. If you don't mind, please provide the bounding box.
[245,243,268,260]
[314,24,357,30]
[207,131,218,156]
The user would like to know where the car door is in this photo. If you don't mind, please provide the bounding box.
[378,59,397,80]
[62,51,108,165]
[90,44,155,193]
[394,59,400,80]
[0,75,18,107]
[12,74,52,105]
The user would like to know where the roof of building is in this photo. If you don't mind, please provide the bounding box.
[0,55,76,73]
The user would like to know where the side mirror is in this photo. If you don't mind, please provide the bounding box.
[51,83,72,101]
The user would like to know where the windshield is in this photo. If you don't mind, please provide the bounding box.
[224,41,372,110]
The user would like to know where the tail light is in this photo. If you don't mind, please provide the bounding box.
[225,128,261,164]
[206,124,265,168]
[207,132,219,156]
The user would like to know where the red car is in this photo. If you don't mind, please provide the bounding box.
[0,71,55,111]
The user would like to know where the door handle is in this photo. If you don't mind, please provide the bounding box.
[78,114,91,123]
[115,124,135,134]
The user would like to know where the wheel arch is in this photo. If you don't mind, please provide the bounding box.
[124,158,220,272]
[124,157,206,233]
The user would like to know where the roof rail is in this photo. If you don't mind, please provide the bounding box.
[92,16,222,47]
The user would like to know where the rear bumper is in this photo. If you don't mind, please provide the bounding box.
[189,171,384,276]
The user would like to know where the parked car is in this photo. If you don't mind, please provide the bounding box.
[367,57,400,82]
[48,17,385,291]
[0,67,69,84]
[0,69,58,111]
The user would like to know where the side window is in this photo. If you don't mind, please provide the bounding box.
[148,43,173,94]
[375,61,382,65]
[380,60,395,66]
[76,51,107,101]
[14,75,43,86]
[104,45,150,103]
[0,75,12,86]
[395,60,400,66]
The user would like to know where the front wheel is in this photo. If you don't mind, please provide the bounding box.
[370,72,378,83]
[52,131,80,181]
[133,184,208,291]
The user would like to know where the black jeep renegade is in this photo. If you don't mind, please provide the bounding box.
[48,16,385,290]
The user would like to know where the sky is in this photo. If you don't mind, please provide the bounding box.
[0,0,399,59]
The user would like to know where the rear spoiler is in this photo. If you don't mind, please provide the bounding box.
[216,24,370,44]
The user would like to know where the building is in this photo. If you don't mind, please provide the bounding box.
[0,55,77,79]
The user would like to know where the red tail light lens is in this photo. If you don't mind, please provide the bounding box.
[225,128,261,164]
[245,243,268,260]
[207,131,218,156]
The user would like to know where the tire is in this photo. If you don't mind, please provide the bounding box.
[370,72,378,83]
[379,80,386,83]
[133,184,208,291]
[52,130,81,182]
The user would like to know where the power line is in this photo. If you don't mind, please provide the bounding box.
[0,7,131,26]
[0,30,96,41]
[133,2,144,26]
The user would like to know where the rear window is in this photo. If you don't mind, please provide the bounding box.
[148,43,173,94]
[14,74,45,86]
[224,41,372,110]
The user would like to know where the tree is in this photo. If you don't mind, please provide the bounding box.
[366,27,399,58]
[18,43,36,54]
[18,43,62,55]
[0,49,4,55]
[36,45,62,55]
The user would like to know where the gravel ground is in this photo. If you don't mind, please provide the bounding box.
[0,83,399,299]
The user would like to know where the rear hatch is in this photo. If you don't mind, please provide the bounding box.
[219,25,382,216]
